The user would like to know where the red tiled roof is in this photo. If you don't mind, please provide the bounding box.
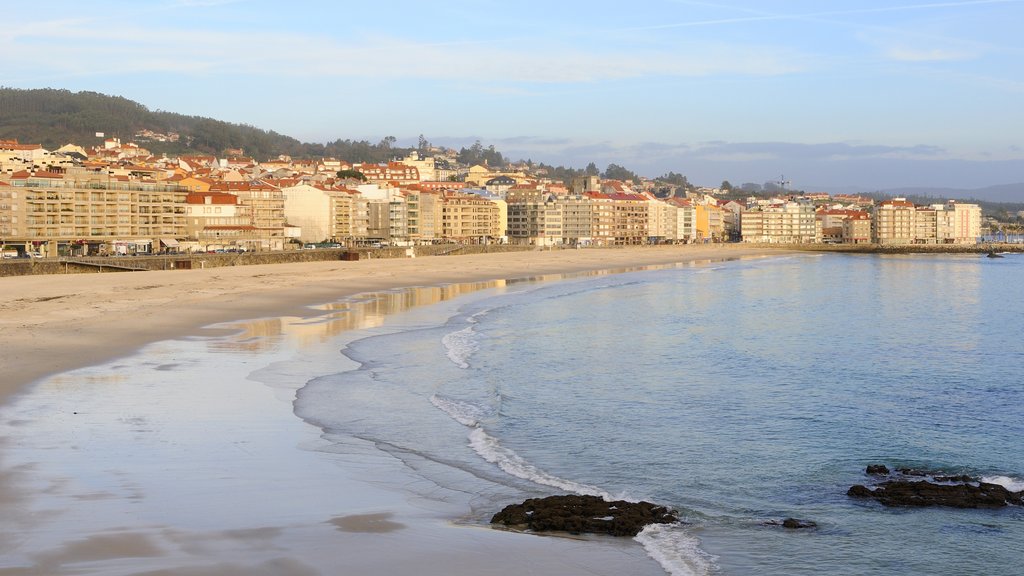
[186,192,239,204]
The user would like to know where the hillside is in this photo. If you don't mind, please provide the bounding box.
[0,88,406,162]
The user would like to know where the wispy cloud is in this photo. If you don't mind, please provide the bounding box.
[689,141,947,161]
[648,0,1024,31]
[1,15,810,84]
[884,46,979,61]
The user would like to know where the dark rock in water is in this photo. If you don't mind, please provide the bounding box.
[866,464,890,475]
[765,518,817,529]
[848,485,875,498]
[848,480,1023,508]
[490,494,677,537]
[782,518,817,529]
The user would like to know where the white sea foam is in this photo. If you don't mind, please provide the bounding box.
[635,523,717,576]
[430,394,491,427]
[441,325,477,369]
[981,475,1024,492]
[467,427,610,498]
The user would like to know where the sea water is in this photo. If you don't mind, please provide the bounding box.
[294,253,1024,575]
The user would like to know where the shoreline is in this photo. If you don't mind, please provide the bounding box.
[0,244,780,576]
[0,244,781,404]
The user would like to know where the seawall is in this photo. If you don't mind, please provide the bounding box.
[0,244,534,277]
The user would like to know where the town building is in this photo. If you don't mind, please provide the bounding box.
[0,171,187,256]
[507,195,563,246]
[441,192,505,243]
[740,201,818,243]
[208,182,287,251]
[872,198,918,245]
[842,211,872,244]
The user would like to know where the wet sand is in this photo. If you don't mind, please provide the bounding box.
[0,245,783,575]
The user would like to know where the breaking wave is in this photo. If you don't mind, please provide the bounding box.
[635,523,717,576]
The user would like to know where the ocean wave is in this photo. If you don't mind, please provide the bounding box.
[442,325,477,369]
[467,427,610,498]
[635,523,717,576]
[981,475,1024,492]
[430,394,492,427]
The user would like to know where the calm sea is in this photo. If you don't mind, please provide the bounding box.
[295,252,1024,575]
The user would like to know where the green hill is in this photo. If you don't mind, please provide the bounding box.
[0,87,405,162]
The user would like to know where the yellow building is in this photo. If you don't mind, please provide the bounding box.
[695,203,725,241]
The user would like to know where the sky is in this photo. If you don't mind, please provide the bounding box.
[3,0,1024,191]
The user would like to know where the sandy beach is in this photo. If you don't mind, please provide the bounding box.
[0,245,782,576]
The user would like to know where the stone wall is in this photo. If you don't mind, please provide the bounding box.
[0,244,535,277]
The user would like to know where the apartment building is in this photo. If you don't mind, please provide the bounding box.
[416,190,443,241]
[441,192,504,243]
[281,184,368,244]
[842,212,872,244]
[696,202,727,242]
[185,191,257,250]
[555,194,596,246]
[664,198,696,243]
[0,172,187,256]
[353,162,421,186]
[507,196,563,246]
[580,192,649,245]
[818,209,867,243]
[209,182,286,250]
[740,201,818,243]
[872,199,918,244]
[367,195,410,244]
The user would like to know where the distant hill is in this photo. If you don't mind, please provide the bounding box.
[0,87,407,162]
[882,183,1024,204]
[866,185,1024,218]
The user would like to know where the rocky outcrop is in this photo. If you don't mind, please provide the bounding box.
[849,465,1023,509]
[490,494,677,537]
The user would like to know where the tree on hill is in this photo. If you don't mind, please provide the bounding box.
[457,140,505,168]
[658,172,690,187]
[337,169,367,181]
[0,87,307,159]
[603,163,640,183]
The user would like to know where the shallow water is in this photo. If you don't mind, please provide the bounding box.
[296,253,1024,575]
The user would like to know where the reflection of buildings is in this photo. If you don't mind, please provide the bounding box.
[209,280,507,352]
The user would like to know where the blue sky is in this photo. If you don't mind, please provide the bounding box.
[4,0,1024,191]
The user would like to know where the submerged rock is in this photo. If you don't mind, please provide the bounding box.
[490,494,677,537]
[765,518,818,529]
[866,464,890,475]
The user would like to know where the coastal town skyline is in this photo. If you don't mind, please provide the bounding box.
[1,135,999,260]
[4,0,1024,190]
